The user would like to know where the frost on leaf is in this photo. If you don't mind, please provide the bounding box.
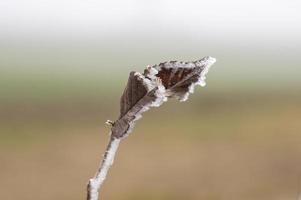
[111,72,166,138]
[144,56,216,101]
[111,56,216,138]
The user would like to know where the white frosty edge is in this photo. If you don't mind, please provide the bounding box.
[134,71,158,92]
[151,84,168,106]
[135,68,167,106]
[179,56,216,102]
[134,72,152,91]
[145,65,159,77]
[88,137,121,200]
[197,56,216,87]
[122,71,167,138]
[153,61,195,69]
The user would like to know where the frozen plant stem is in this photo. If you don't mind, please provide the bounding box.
[86,57,216,200]
[87,135,120,200]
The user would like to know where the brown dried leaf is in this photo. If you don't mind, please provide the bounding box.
[111,56,216,138]
[144,56,216,101]
[111,72,166,138]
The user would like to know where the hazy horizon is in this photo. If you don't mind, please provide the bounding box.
[1,0,300,98]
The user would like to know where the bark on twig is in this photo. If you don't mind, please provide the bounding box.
[87,136,120,200]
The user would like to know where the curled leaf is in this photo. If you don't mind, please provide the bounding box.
[111,56,216,138]
[111,72,166,138]
[144,56,216,101]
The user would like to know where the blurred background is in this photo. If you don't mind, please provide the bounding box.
[1,0,301,199]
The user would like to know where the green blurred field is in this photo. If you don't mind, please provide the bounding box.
[1,85,301,200]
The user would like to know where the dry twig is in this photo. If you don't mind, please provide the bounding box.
[87,56,216,200]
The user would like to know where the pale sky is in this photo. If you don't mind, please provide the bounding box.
[1,0,300,88]
[1,0,300,42]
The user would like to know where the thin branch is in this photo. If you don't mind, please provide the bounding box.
[86,57,216,200]
[87,135,121,200]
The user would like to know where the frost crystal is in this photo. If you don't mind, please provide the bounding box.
[110,56,216,138]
